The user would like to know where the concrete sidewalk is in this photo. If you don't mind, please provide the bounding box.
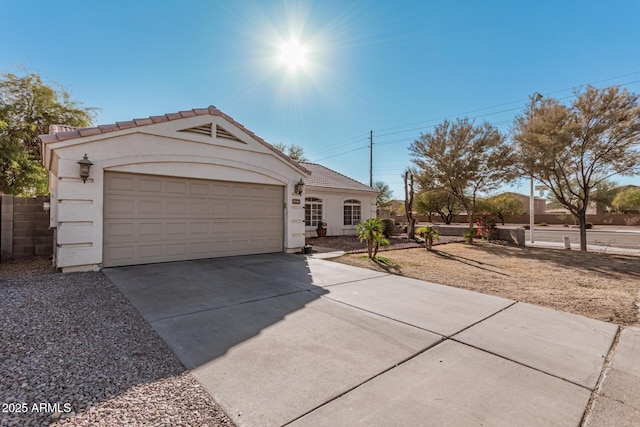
[104,254,627,426]
[585,327,640,426]
[526,240,640,256]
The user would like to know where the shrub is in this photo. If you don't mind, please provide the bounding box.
[585,222,593,229]
[463,228,475,243]
[477,215,497,241]
[416,226,440,250]
[357,218,390,259]
[381,219,396,237]
[538,222,548,227]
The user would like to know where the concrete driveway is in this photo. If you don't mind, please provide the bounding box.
[103,253,620,426]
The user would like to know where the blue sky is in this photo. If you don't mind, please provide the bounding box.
[2,0,640,199]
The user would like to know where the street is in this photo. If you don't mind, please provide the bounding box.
[525,228,640,250]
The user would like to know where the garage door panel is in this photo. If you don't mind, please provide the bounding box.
[190,241,211,255]
[105,198,136,216]
[106,174,136,192]
[232,240,249,251]
[189,222,210,235]
[250,187,266,198]
[212,203,230,216]
[105,222,136,238]
[231,221,249,233]
[260,202,282,217]
[211,241,230,252]
[232,202,250,217]
[232,186,249,197]
[190,200,210,215]
[166,222,187,235]
[212,185,230,196]
[138,199,163,216]
[166,180,188,194]
[210,221,231,234]
[166,201,187,216]
[166,243,188,256]
[104,172,283,267]
[138,244,163,259]
[105,245,135,263]
[138,222,163,237]
[190,182,209,195]
[266,187,282,198]
[139,177,163,193]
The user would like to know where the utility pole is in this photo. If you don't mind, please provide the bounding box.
[369,130,373,187]
[529,92,543,244]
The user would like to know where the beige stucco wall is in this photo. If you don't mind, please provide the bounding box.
[303,187,377,238]
[43,115,308,272]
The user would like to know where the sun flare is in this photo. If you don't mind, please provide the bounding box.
[279,39,307,70]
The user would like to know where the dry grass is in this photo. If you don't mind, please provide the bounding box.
[332,242,640,326]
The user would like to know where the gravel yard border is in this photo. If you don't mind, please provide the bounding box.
[0,258,233,427]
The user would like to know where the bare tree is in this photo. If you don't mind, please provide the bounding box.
[404,171,416,239]
[409,118,515,243]
[513,86,640,250]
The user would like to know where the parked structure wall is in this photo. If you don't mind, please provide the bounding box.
[0,195,53,261]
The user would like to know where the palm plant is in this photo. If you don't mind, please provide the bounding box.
[357,218,390,259]
[416,226,440,251]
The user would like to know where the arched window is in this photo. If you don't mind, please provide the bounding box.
[304,197,323,227]
[343,199,361,225]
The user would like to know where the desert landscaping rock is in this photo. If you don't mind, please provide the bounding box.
[0,258,233,426]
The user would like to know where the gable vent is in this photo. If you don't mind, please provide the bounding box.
[179,123,213,136]
[216,125,245,143]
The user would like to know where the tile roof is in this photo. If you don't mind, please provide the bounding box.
[301,162,376,193]
[39,106,308,174]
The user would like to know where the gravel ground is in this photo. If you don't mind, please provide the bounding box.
[0,257,234,427]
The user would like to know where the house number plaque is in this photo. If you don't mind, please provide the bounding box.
[292,198,301,205]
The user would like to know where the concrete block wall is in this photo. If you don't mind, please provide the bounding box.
[1,195,13,260]
[0,195,53,261]
[432,224,525,246]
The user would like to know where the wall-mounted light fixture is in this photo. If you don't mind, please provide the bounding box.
[77,154,93,183]
[294,178,305,195]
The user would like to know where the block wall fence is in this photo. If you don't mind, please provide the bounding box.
[0,195,54,261]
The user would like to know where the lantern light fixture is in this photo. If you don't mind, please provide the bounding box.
[294,178,305,195]
[77,154,93,183]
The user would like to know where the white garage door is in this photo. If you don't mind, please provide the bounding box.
[103,172,283,267]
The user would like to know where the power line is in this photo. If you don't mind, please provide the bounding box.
[373,78,640,147]
[371,71,640,139]
[305,134,369,157]
[312,145,368,162]
[309,74,640,162]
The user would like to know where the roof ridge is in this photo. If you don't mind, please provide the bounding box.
[39,106,309,174]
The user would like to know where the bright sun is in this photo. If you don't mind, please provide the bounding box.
[279,39,307,70]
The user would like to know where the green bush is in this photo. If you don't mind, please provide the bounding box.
[463,228,475,243]
[585,222,593,229]
[381,219,396,237]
